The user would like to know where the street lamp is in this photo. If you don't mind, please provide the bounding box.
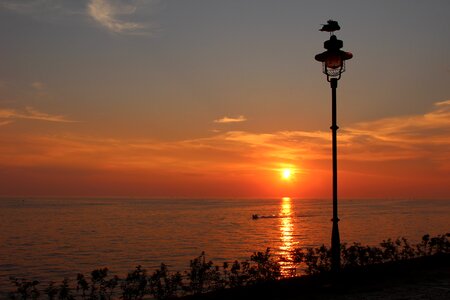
[315,21,352,272]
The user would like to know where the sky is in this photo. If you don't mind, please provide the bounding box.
[0,0,449,199]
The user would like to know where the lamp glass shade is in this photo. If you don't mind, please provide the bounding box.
[325,53,343,69]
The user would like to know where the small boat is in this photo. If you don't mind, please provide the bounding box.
[252,214,279,220]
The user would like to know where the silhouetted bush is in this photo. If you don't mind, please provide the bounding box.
[291,233,450,275]
[416,233,450,256]
[224,260,250,288]
[247,248,281,282]
[341,243,384,268]
[43,282,58,300]
[8,277,40,300]
[398,237,416,260]
[185,252,219,294]
[380,238,401,261]
[291,245,332,275]
[121,265,148,300]
[58,279,74,300]
[7,233,449,299]
[149,263,182,299]
[74,268,118,300]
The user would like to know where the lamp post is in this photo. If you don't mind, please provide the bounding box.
[315,21,352,272]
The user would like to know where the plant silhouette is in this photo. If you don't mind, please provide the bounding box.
[7,233,450,299]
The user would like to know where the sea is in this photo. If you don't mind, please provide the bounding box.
[1,198,449,292]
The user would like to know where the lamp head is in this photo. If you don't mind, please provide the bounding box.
[315,35,353,81]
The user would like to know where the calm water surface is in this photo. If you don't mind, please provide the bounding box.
[1,198,449,291]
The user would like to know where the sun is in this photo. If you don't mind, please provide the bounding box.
[281,168,293,180]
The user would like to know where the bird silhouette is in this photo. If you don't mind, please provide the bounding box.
[320,20,341,33]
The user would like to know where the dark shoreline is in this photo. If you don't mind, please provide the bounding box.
[182,253,450,300]
[6,234,449,299]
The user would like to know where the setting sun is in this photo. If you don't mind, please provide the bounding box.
[281,169,293,180]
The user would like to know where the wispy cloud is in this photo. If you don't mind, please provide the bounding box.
[0,106,76,124]
[341,100,450,162]
[0,0,61,14]
[31,81,45,91]
[87,0,154,35]
[1,0,158,35]
[214,115,247,124]
[30,81,49,97]
[0,120,13,127]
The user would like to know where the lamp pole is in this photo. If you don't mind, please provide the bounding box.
[315,20,352,272]
[330,77,340,272]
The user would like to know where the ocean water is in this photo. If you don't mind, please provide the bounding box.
[1,198,449,291]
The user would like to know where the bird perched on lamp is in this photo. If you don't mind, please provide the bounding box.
[320,20,341,33]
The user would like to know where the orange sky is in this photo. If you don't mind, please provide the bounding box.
[0,100,449,198]
[1,1,450,199]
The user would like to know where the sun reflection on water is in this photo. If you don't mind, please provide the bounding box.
[279,197,298,276]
